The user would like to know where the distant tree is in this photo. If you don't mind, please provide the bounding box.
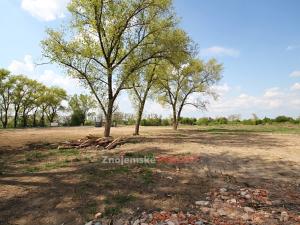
[157,58,222,130]
[45,87,68,123]
[0,69,14,128]
[11,76,40,128]
[41,0,179,137]
[69,94,96,125]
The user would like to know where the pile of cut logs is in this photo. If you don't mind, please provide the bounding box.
[58,135,127,150]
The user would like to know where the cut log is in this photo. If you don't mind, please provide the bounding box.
[105,137,126,150]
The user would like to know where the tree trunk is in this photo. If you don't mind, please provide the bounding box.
[134,105,144,136]
[33,110,37,127]
[172,107,178,130]
[14,111,18,128]
[3,112,8,128]
[104,102,113,137]
[40,111,45,127]
[23,110,27,127]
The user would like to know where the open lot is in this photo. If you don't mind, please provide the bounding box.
[0,125,299,225]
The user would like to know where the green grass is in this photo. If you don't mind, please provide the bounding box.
[25,151,47,161]
[43,161,68,170]
[103,206,121,217]
[198,124,300,134]
[105,194,135,205]
[140,168,154,184]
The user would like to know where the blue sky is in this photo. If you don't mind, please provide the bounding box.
[1,0,300,119]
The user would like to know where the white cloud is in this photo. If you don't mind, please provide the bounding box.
[289,70,300,77]
[286,45,300,51]
[211,83,231,95]
[8,55,35,74]
[263,87,282,98]
[8,55,83,95]
[21,0,69,21]
[39,70,80,91]
[202,46,240,58]
[291,83,300,91]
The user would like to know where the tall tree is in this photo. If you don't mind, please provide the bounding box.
[69,94,96,125]
[0,70,14,128]
[128,29,191,135]
[11,76,35,128]
[21,81,45,127]
[41,0,178,137]
[157,58,222,130]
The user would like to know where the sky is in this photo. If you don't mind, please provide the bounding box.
[0,0,300,119]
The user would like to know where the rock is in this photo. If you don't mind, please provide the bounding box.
[227,198,237,204]
[94,212,102,219]
[141,223,148,225]
[241,213,250,221]
[220,188,227,193]
[240,191,248,196]
[85,222,93,225]
[195,221,204,225]
[244,194,251,199]
[94,222,101,225]
[166,176,173,180]
[132,219,140,225]
[244,207,255,213]
[217,209,227,216]
[195,201,209,206]
[166,221,175,225]
[200,207,211,214]
[280,211,289,222]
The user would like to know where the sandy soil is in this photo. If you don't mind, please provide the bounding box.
[0,126,299,225]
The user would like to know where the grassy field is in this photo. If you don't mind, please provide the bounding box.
[0,125,299,225]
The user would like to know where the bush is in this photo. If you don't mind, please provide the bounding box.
[70,110,85,126]
[179,117,197,125]
[274,115,294,123]
[196,117,211,126]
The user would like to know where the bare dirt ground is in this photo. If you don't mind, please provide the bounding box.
[0,125,299,225]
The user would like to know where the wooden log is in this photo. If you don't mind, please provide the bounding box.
[105,137,126,150]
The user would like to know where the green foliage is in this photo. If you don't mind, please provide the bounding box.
[274,115,294,123]
[69,94,96,126]
[180,117,197,125]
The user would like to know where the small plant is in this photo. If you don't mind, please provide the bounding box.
[25,167,40,173]
[141,168,154,184]
[103,206,121,217]
[25,151,45,161]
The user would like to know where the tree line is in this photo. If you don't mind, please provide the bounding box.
[0,69,97,128]
[41,0,223,136]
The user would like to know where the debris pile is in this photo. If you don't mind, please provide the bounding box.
[58,135,128,150]
[86,187,300,225]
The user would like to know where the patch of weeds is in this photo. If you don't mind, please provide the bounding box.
[103,206,121,217]
[25,151,46,161]
[140,168,154,184]
[105,194,135,205]
[43,161,68,170]
[25,167,40,173]
[57,149,80,157]
[111,166,130,174]
[86,201,98,215]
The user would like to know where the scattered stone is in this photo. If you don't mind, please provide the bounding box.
[280,211,289,222]
[244,207,255,213]
[95,212,102,219]
[227,198,237,204]
[85,222,93,225]
[220,188,227,193]
[195,201,209,206]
